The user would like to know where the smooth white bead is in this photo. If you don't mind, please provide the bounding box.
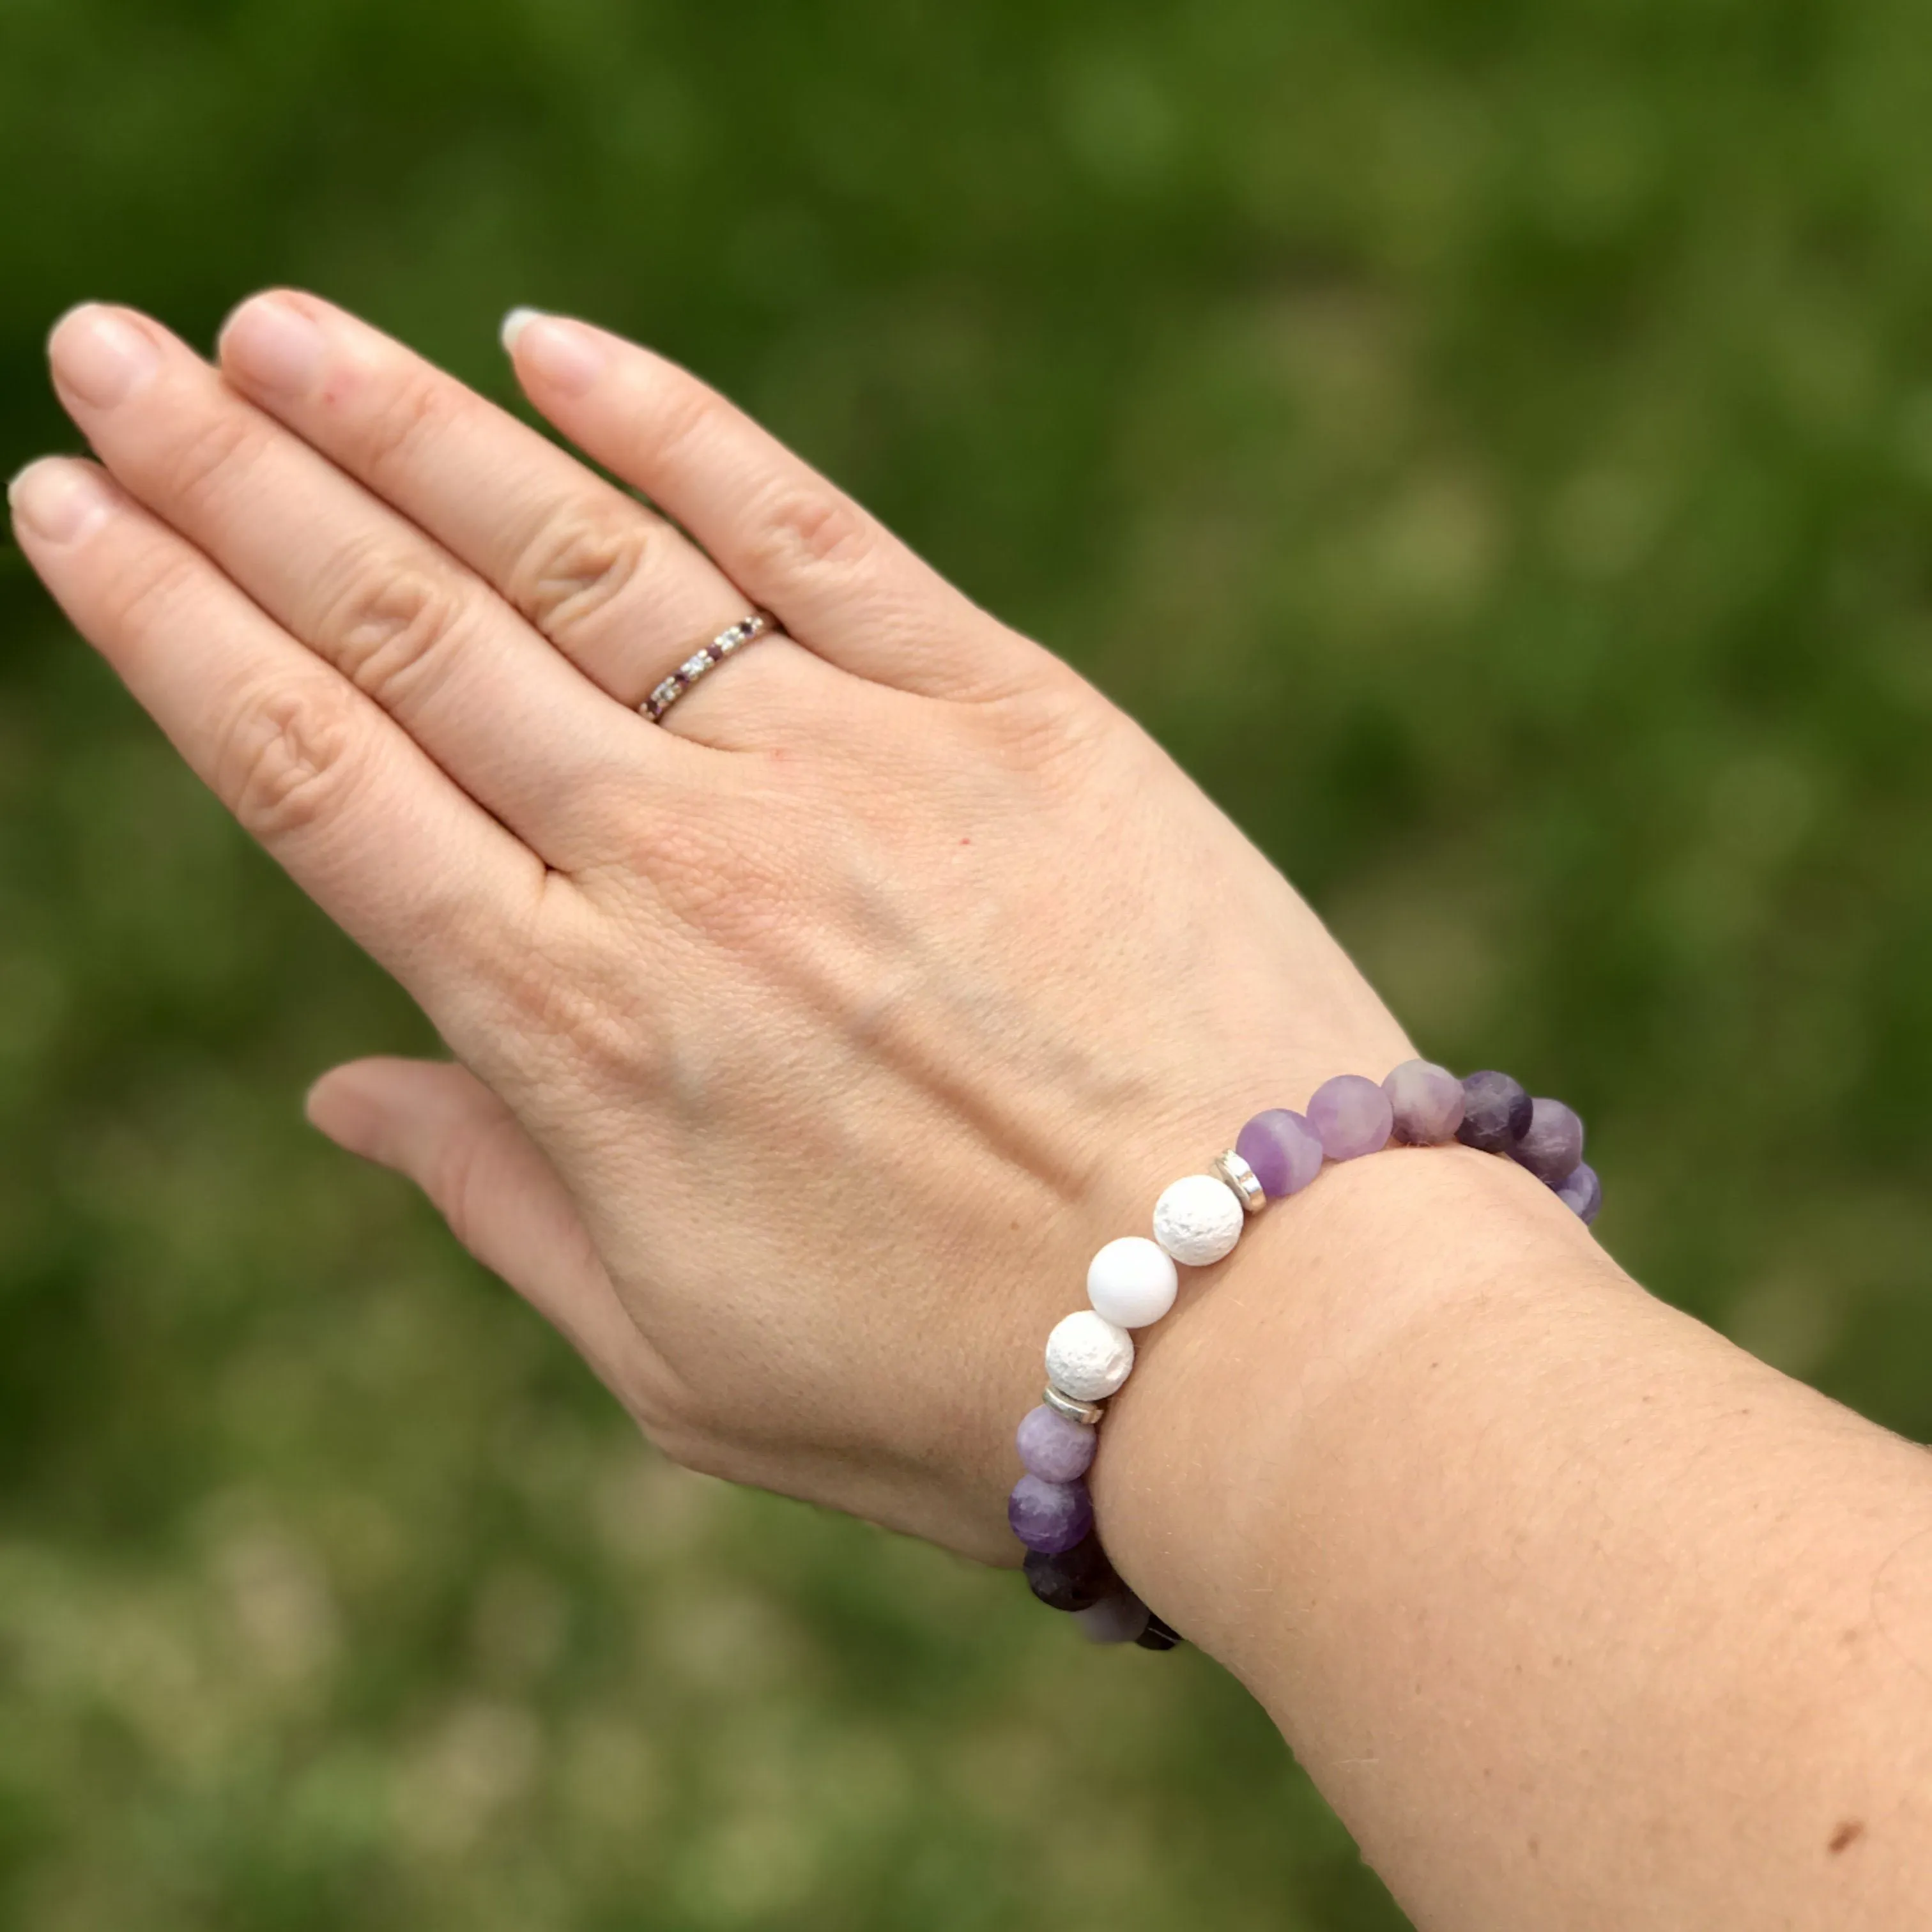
[1152,1173,1245,1266]
[1044,1310,1135,1401]
[1085,1235,1179,1328]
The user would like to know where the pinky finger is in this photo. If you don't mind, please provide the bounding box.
[8,457,542,1025]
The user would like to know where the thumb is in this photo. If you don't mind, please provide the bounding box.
[305,1055,659,1409]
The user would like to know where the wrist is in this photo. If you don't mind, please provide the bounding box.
[1089,1140,1614,1680]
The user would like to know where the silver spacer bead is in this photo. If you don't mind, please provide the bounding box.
[1042,1383,1107,1427]
[1211,1149,1266,1215]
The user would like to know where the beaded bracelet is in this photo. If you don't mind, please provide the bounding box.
[1009,1060,1600,1650]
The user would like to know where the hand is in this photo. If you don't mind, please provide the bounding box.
[32,299,1929,1932]
[10,293,1412,1564]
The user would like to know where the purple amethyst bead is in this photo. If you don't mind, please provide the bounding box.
[1552,1160,1602,1224]
[1015,1404,1096,1485]
[1456,1070,1534,1153]
[1513,1098,1585,1185]
[1383,1059,1466,1145]
[1235,1108,1325,1199]
[1135,1611,1183,1652]
[1306,1074,1393,1161]
[1008,1475,1094,1554]
[1023,1534,1117,1611]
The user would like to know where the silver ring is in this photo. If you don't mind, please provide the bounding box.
[641,610,778,723]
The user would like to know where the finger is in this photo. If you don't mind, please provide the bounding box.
[502,311,1046,702]
[307,1056,665,1414]
[8,456,544,1006]
[212,292,856,748]
[46,302,656,866]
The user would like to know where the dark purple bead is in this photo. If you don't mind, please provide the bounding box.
[1008,1475,1094,1554]
[1553,1160,1602,1224]
[1456,1070,1534,1153]
[1514,1098,1585,1185]
[1135,1611,1183,1651]
[1023,1534,1117,1612]
[1235,1108,1325,1199]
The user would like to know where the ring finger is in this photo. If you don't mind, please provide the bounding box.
[215,290,857,746]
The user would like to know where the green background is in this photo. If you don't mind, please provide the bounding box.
[4,1,1932,1925]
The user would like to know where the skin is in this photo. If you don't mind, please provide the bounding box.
[10,293,1932,1928]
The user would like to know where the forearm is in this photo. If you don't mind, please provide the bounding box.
[1098,1146,1932,1928]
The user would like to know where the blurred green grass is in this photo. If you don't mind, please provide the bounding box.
[4,1,1932,1926]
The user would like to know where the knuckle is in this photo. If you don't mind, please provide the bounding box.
[512,510,652,638]
[622,809,788,953]
[216,678,365,844]
[100,545,204,638]
[424,1115,512,1259]
[745,484,873,578]
[356,371,461,479]
[158,411,267,515]
[496,930,664,1089]
[992,680,1119,790]
[316,549,472,710]
[647,372,729,466]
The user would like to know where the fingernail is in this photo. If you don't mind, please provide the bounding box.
[7,458,114,545]
[219,294,325,396]
[303,1068,388,1162]
[500,306,543,351]
[47,303,160,409]
[505,312,607,394]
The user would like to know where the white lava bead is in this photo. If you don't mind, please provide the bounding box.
[1085,1235,1179,1328]
[1045,1309,1135,1401]
[1151,1173,1245,1266]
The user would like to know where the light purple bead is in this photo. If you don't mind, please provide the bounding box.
[1235,1108,1325,1199]
[1008,1475,1094,1554]
[1383,1059,1466,1145]
[1306,1074,1393,1161]
[1015,1404,1096,1484]
[1553,1160,1602,1224]
[1513,1098,1585,1185]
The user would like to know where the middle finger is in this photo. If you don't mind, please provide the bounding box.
[47,303,655,868]
[213,290,851,743]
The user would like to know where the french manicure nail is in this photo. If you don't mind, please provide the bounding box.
[505,312,607,394]
[7,459,114,545]
[220,295,325,396]
[47,304,160,410]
